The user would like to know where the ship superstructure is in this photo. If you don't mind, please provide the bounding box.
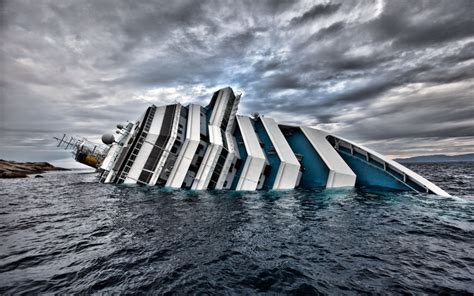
[64,86,450,196]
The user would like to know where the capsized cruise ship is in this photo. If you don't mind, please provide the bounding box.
[57,87,450,196]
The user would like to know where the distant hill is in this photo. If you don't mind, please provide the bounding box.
[395,153,474,163]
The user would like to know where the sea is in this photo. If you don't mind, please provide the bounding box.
[0,162,473,294]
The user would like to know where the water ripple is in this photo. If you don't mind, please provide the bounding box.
[0,163,473,294]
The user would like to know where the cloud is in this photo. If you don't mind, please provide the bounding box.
[368,1,474,48]
[289,3,341,26]
[312,21,345,40]
[1,0,473,163]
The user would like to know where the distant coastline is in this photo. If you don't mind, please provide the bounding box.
[0,159,69,178]
[395,153,474,163]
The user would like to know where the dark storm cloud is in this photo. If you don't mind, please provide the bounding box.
[369,1,474,48]
[312,21,345,40]
[289,3,341,26]
[1,0,473,163]
[444,42,474,63]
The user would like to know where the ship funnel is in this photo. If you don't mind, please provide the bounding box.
[101,134,115,145]
[117,124,124,130]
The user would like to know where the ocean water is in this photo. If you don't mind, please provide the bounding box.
[0,162,473,294]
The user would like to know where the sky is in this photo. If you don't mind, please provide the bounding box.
[1,0,473,167]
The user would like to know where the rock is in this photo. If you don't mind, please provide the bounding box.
[0,159,69,179]
[0,172,28,178]
[34,175,44,178]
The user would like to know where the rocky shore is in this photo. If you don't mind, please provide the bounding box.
[0,160,69,178]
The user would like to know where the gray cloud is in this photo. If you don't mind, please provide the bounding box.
[289,3,341,27]
[1,0,473,165]
[369,1,474,48]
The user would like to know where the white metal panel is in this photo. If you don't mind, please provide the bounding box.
[191,125,223,189]
[215,131,240,189]
[208,125,223,147]
[225,93,240,133]
[166,104,201,188]
[209,87,232,126]
[100,143,119,171]
[124,107,165,183]
[273,161,301,190]
[220,135,241,189]
[260,117,299,166]
[191,145,222,190]
[102,121,138,184]
[237,157,267,191]
[300,126,356,188]
[100,143,119,183]
[215,150,236,189]
[123,142,154,184]
[235,116,267,191]
[260,117,300,190]
[237,116,265,159]
[191,88,241,190]
[214,92,240,189]
[149,106,167,134]
[150,104,182,185]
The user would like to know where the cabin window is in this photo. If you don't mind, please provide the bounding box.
[264,165,271,176]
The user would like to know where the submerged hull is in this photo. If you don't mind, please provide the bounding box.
[89,87,449,196]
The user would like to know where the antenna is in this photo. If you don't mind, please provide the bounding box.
[53,134,109,168]
[54,134,67,147]
[54,134,83,151]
